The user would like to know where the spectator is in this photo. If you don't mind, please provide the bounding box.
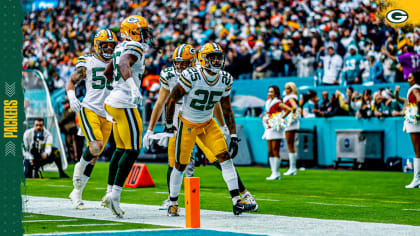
[58,98,80,163]
[321,46,342,85]
[23,118,69,178]
[251,41,270,79]
[342,45,363,85]
[372,92,387,118]
[302,91,318,118]
[367,52,385,83]
[318,91,331,114]
[314,93,348,117]
[236,45,253,80]
[381,44,398,83]
[382,88,403,117]
[357,89,374,118]
[398,45,420,81]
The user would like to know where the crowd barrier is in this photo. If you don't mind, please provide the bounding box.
[236,117,413,166]
[231,76,410,101]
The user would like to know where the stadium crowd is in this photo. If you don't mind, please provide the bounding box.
[22,0,420,89]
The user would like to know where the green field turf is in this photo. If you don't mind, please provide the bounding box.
[22,162,420,227]
[23,213,173,234]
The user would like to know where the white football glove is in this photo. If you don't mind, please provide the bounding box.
[67,90,81,113]
[126,77,143,105]
[142,130,154,149]
[221,125,230,140]
[157,136,169,147]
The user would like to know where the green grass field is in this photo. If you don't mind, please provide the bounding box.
[22,162,420,231]
[23,213,172,234]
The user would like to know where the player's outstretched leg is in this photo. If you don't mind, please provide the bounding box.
[101,148,124,207]
[168,163,186,216]
[107,150,139,218]
[218,153,256,215]
[213,161,258,212]
[159,166,172,210]
[69,163,95,209]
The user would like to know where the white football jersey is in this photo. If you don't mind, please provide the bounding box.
[159,66,183,126]
[178,66,233,123]
[75,55,111,118]
[104,40,147,108]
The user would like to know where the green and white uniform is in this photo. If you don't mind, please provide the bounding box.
[76,55,112,118]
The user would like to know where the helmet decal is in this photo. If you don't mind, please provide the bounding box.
[127,17,139,23]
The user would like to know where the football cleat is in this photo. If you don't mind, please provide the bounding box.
[283,169,297,176]
[159,197,171,210]
[242,193,258,212]
[233,199,256,216]
[167,205,179,217]
[108,197,124,218]
[69,189,84,210]
[101,193,111,208]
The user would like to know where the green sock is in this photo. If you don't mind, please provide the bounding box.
[114,150,140,187]
[107,148,125,186]
[82,148,95,162]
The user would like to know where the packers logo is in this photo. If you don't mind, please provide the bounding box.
[189,48,195,55]
[127,17,139,23]
[386,9,408,23]
[94,32,101,38]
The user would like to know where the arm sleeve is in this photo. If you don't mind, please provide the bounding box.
[178,71,193,93]
[122,42,144,61]
[222,73,233,97]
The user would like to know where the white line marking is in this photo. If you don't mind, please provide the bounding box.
[124,189,137,192]
[24,219,77,223]
[24,196,420,236]
[225,196,280,202]
[255,198,281,202]
[402,209,420,211]
[307,202,367,207]
[95,187,106,190]
[46,185,72,188]
[57,223,122,227]
[155,192,184,195]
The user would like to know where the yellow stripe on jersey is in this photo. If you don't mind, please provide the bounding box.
[126,46,143,56]
[225,84,232,91]
[160,77,169,85]
[179,75,192,88]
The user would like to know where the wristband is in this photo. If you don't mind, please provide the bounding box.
[231,134,237,138]
[67,90,76,100]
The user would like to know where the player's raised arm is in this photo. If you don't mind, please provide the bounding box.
[165,83,187,128]
[65,66,86,113]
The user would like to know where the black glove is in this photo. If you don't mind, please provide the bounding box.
[229,134,240,158]
[164,123,177,136]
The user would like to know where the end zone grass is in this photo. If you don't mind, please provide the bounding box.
[22,162,420,227]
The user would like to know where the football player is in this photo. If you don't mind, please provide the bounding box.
[67,29,117,209]
[164,42,256,216]
[101,15,152,218]
[143,44,258,212]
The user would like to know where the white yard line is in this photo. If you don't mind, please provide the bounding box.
[23,219,77,223]
[57,223,122,227]
[402,209,420,211]
[23,195,420,236]
[45,185,72,188]
[95,187,106,190]
[306,202,367,207]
